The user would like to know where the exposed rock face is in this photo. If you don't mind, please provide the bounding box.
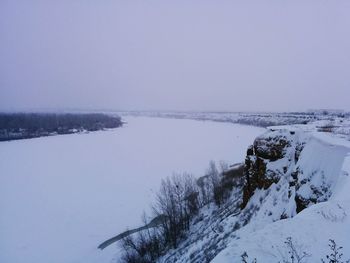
[241,129,341,212]
[155,129,349,263]
[242,131,292,209]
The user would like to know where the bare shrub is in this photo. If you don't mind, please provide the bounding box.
[279,237,310,263]
[321,239,350,263]
[241,251,257,263]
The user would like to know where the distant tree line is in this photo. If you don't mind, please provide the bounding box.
[0,112,122,141]
[120,161,244,263]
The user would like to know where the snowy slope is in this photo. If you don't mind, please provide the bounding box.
[155,126,350,263]
[212,130,350,263]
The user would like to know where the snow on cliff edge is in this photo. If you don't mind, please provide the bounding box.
[212,129,350,263]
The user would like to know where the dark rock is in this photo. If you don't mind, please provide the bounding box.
[247,145,254,156]
[295,195,308,213]
[253,134,290,161]
[241,133,290,209]
[294,142,305,163]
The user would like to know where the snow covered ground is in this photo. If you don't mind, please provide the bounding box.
[0,116,264,263]
[212,128,350,263]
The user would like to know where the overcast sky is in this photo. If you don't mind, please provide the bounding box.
[1,0,350,112]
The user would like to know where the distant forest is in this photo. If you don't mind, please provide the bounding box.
[0,113,123,141]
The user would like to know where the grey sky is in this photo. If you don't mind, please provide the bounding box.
[1,0,350,112]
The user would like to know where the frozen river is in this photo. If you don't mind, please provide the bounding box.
[0,116,264,263]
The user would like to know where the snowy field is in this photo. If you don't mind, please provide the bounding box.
[0,116,264,263]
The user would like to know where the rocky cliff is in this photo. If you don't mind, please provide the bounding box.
[242,129,347,215]
[157,128,350,263]
[212,129,350,262]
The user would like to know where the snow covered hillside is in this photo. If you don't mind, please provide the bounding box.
[155,124,350,263]
[212,130,350,262]
[0,116,264,263]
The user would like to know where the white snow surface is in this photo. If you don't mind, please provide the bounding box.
[212,129,350,263]
[0,116,264,263]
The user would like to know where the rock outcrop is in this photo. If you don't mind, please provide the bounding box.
[242,130,292,209]
[241,129,347,214]
[157,128,349,263]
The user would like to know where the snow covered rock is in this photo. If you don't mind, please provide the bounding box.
[242,130,293,209]
[212,129,350,263]
[158,127,350,263]
[242,128,347,216]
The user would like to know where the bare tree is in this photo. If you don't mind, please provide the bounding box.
[153,173,199,249]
